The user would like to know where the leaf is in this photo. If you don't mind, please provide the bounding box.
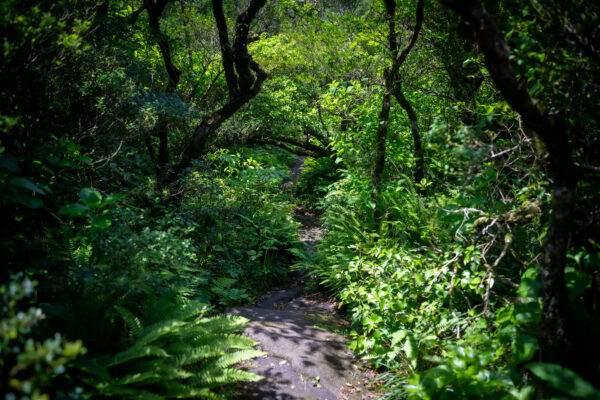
[101,194,125,208]
[518,267,541,298]
[9,177,47,195]
[404,333,418,369]
[390,329,408,346]
[565,268,592,302]
[15,193,44,209]
[80,188,102,208]
[0,153,20,172]
[511,335,538,362]
[526,362,600,399]
[91,215,112,229]
[58,203,89,217]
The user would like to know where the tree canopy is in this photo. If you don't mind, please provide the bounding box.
[1,0,599,398]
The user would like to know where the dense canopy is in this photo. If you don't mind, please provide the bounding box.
[1,0,599,398]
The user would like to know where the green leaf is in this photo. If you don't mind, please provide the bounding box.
[565,268,592,302]
[0,154,20,172]
[9,177,47,195]
[518,267,540,298]
[404,333,418,369]
[101,194,125,208]
[58,203,89,217]
[390,329,408,346]
[15,193,44,209]
[526,362,600,399]
[511,335,538,362]
[80,188,102,208]
[91,215,112,229]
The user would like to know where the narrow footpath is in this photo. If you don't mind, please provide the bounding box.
[227,158,374,400]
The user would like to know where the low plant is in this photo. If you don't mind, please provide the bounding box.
[0,276,85,400]
[78,299,264,399]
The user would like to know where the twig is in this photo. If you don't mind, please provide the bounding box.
[93,140,124,166]
[441,207,485,240]
[490,144,520,158]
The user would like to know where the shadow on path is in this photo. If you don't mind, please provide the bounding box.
[228,157,375,400]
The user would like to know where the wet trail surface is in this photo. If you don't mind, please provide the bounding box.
[227,158,375,400]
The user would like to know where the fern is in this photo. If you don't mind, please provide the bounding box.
[78,300,264,399]
[115,305,143,338]
[215,349,265,368]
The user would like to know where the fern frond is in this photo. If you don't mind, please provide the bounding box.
[108,345,169,367]
[117,370,162,386]
[194,314,249,334]
[173,347,225,367]
[136,319,186,346]
[191,365,263,386]
[214,349,265,368]
[79,303,261,399]
[77,358,111,381]
[157,382,219,399]
[189,333,257,349]
[115,305,144,338]
[172,300,209,321]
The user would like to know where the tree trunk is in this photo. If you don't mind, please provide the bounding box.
[145,0,181,172]
[392,80,424,184]
[373,0,425,219]
[176,0,268,171]
[373,74,392,197]
[438,0,577,370]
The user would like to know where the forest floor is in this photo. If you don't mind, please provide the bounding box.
[227,158,377,400]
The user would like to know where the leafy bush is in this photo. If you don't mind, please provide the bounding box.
[0,276,85,400]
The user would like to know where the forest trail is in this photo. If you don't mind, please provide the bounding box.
[227,158,374,400]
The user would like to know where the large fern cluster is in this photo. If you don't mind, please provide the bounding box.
[78,300,263,399]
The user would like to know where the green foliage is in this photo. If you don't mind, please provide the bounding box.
[181,147,301,290]
[58,188,124,229]
[0,276,85,400]
[525,363,600,400]
[78,300,263,399]
[1,0,599,398]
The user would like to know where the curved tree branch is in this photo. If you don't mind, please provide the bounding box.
[389,0,425,185]
[177,0,268,170]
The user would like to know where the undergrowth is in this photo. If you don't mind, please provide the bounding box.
[301,116,600,399]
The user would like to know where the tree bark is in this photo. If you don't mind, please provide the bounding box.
[393,80,424,184]
[145,0,181,171]
[438,0,577,370]
[389,0,425,186]
[373,0,425,219]
[373,74,392,198]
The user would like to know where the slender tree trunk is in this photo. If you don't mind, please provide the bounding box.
[145,0,181,174]
[373,72,393,198]
[373,0,425,219]
[392,80,424,184]
[438,0,577,370]
[389,0,425,186]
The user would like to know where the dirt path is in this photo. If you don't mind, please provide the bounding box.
[227,158,374,400]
